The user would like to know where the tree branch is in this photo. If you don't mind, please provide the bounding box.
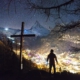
[32,0,74,9]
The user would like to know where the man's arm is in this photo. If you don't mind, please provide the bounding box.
[55,55,58,64]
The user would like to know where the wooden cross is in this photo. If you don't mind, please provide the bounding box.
[11,22,35,70]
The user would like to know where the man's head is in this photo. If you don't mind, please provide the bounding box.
[50,49,54,53]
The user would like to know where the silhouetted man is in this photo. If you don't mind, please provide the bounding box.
[47,49,58,75]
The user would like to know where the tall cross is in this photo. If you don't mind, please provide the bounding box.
[11,22,35,70]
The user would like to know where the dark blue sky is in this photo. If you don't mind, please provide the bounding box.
[0,0,79,29]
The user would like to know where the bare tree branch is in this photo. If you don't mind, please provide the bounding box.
[1,0,80,22]
[7,0,13,14]
[30,0,74,9]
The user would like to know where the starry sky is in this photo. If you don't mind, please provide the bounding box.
[0,0,79,30]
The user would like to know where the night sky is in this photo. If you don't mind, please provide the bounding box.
[0,0,79,29]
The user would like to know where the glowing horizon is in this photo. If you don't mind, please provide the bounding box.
[13,32,80,74]
[13,48,80,74]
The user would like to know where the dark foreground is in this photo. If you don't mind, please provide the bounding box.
[0,70,80,80]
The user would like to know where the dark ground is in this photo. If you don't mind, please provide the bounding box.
[0,70,80,80]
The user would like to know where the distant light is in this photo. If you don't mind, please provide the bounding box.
[17,43,20,45]
[4,28,9,31]
[12,41,15,43]
[8,37,14,40]
[8,37,10,39]
[24,30,27,34]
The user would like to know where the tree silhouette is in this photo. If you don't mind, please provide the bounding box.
[1,0,80,19]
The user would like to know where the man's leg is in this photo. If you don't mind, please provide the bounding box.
[53,65,56,75]
[49,64,52,75]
